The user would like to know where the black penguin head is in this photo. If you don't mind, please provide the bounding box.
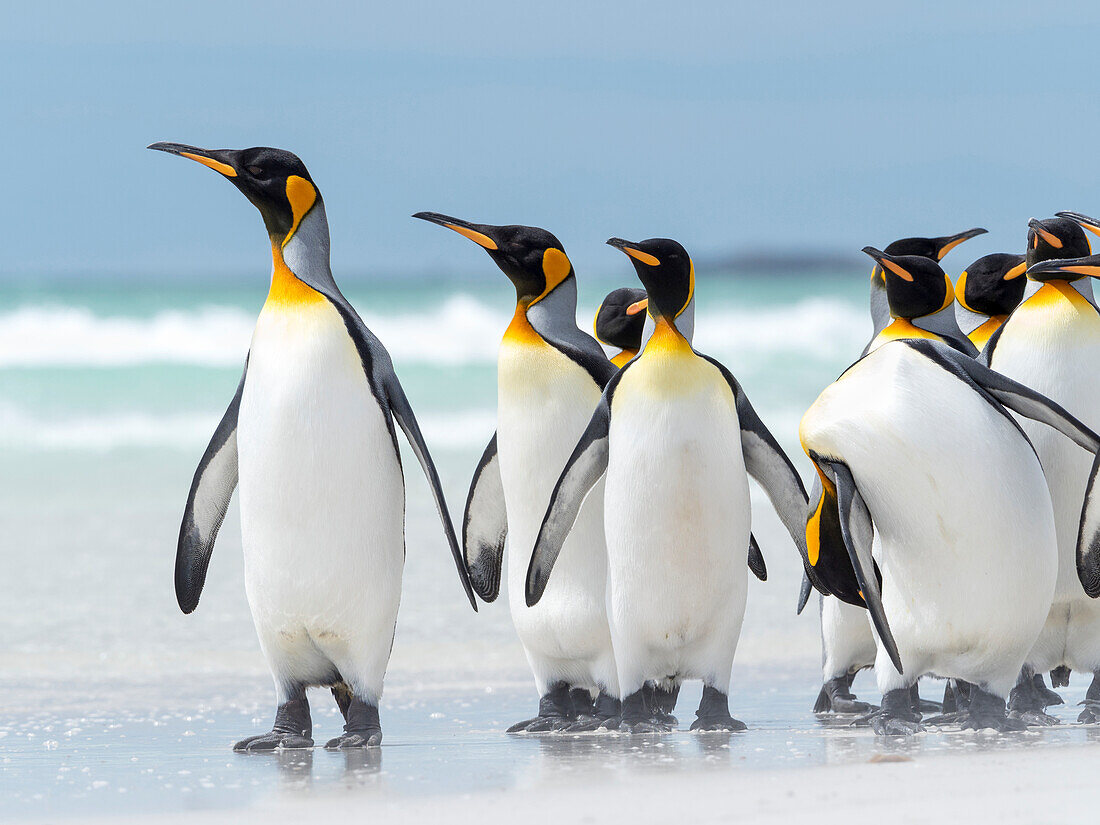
[605,238,693,325]
[412,212,573,305]
[956,253,1027,317]
[871,227,987,283]
[862,247,950,319]
[594,287,648,350]
[148,143,320,245]
[1025,217,1091,273]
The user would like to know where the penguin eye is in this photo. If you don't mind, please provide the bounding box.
[247,166,267,179]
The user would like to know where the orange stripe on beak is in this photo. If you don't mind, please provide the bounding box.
[179,152,237,178]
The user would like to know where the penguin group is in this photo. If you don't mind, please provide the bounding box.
[149,142,1100,746]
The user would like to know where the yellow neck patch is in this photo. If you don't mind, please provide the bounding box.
[1024,280,1095,313]
[265,242,324,307]
[955,270,975,312]
[642,317,692,356]
[938,271,956,312]
[872,318,943,349]
[968,316,1006,350]
[611,348,637,368]
[283,175,317,247]
[502,302,544,347]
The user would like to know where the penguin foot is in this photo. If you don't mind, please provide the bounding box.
[234,694,313,752]
[645,682,680,726]
[816,676,876,715]
[507,715,572,733]
[1008,710,1059,727]
[625,719,674,734]
[1050,666,1072,689]
[507,682,575,734]
[960,686,1026,732]
[690,686,742,732]
[1077,701,1100,725]
[920,711,964,727]
[1009,670,1061,713]
[562,714,606,733]
[689,715,746,732]
[869,716,925,736]
[863,688,923,736]
[233,731,314,751]
[1033,674,1065,707]
[323,695,382,748]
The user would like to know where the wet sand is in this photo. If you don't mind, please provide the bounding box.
[5,666,1098,822]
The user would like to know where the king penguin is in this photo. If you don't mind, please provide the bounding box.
[526,237,812,732]
[866,228,986,347]
[149,143,475,751]
[954,253,1027,351]
[985,213,1100,723]
[413,212,620,732]
[801,250,1100,732]
[803,239,983,716]
[594,287,648,368]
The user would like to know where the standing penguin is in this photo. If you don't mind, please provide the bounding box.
[866,229,986,345]
[527,237,811,732]
[413,213,620,731]
[801,251,1100,732]
[150,144,475,751]
[954,254,1027,351]
[804,236,983,715]
[986,213,1100,723]
[594,287,649,367]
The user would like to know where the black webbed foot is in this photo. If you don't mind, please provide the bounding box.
[324,696,382,748]
[689,685,746,732]
[234,694,313,752]
[859,688,924,736]
[507,681,575,733]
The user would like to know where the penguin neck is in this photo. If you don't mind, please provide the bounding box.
[266,200,344,307]
[968,315,1006,350]
[642,316,693,356]
[1022,278,1096,312]
[505,275,579,347]
[640,297,695,350]
[611,348,637,368]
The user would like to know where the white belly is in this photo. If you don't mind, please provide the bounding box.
[496,335,613,683]
[990,289,1100,601]
[801,343,1058,688]
[604,352,750,685]
[237,297,404,689]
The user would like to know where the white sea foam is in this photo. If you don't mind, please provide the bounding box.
[0,294,866,368]
[0,403,498,453]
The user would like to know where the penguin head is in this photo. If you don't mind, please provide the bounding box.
[862,247,950,320]
[870,228,987,284]
[955,253,1027,317]
[1025,217,1090,273]
[148,143,321,246]
[412,213,573,305]
[594,287,648,351]
[605,238,693,326]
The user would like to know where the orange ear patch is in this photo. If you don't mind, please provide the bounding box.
[283,175,317,246]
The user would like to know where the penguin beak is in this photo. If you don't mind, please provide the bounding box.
[1026,254,1100,280]
[626,298,649,315]
[933,227,987,260]
[861,247,913,281]
[1028,218,1064,250]
[606,238,660,266]
[1056,211,1100,239]
[412,212,499,251]
[147,142,239,178]
[1002,259,1029,281]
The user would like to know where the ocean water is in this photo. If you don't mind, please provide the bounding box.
[0,268,895,818]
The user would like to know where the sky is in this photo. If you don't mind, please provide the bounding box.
[4,1,1100,280]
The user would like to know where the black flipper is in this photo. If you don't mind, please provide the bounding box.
[175,363,245,614]
[698,354,811,569]
[747,533,767,582]
[818,457,903,675]
[526,373,620,606]
[1077,451,1100,598]
[796,570,813,614]
[383,371,477,611]
[906,339,1100,452]
[463,433,507,602]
